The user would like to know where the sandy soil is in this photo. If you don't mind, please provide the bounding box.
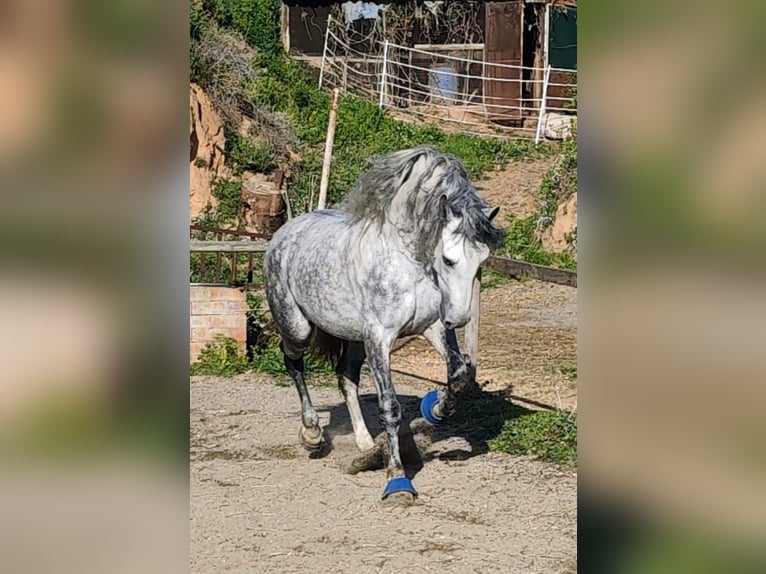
[475,157,556,223]
[191,374,576,573]
[391,280,577,413]
[190,157,577,573]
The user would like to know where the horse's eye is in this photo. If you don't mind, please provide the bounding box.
[442,256,455,268]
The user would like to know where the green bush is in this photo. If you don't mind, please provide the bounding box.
[490,409,577,466]
[191,335,251,376]
[225,127,276,175]
[201,0,283,58]
[211,178,244,224]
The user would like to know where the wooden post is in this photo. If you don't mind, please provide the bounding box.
[317,88,340,210]
[464,268,482,367]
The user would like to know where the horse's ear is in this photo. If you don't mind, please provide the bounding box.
[483,206,499,221]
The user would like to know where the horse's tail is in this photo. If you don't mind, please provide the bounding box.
[310,328,344,369]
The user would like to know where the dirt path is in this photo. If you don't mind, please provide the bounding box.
[191,374,576,573]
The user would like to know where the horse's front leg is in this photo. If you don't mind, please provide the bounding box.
[364,333,418,501]
[420,321,477,423]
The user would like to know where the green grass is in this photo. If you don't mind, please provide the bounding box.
[191,3,554,222]
[190,334,336,385]
[559,364,577,381]
[490,408,577,466]
[225,127,277,176]
[249,338,335,383]
[190,334,251,377]
[480,267,515,290]
[500,213,578,270]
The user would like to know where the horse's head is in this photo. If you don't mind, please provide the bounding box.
[434,196,499,329]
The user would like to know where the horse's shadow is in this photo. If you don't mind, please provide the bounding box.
[317,386,533,480]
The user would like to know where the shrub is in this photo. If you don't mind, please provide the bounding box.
[191,335,251,376]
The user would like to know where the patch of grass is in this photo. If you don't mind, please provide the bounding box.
[202,0,283,59]
[283,94,551,215]
[250,339,336,385]
[225,127,277,175]
[248,337,283,376]
[531,117,578,254]
[192,2,554,220]
[500,213,577,270]
[191,334,251,376]
[189,178,246,228]
[480,267,515,290]
[490,409,577,466]
[447,389,529,444]
[559,364,577,381]
[191,332,336,384]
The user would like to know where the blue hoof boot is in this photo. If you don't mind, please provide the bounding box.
[382,477,418,499]
[420,390,443,425]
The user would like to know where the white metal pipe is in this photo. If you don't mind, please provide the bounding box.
[535,65,551,145]
[544,4,550,70]
[379,40,389,108]
[318,15,332,89]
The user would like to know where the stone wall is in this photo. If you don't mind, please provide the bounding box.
[190,285,248,362]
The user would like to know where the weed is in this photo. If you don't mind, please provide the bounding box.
[248,338,284,376]
[211,178,244,224]
[559,364,577,381]
[225,127,276,175]
[490,409,577,466]
[249,337,336,385]
[191,335,251,376]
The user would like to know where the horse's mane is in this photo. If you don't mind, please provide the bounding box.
[337,146,505,263]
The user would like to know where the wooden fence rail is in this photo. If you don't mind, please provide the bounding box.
[190,233,576,368]
[190,239,270,253]
[486,256,577,287]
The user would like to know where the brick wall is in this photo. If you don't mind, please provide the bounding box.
[190,285,248,362]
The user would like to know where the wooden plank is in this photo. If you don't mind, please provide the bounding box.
[190,240,269,253]
[413,43,485,51]
[486,256,577,287]
[547,69,577,110]
[463,268,482,367]
[484,1,523,122]
[317,88,340,210]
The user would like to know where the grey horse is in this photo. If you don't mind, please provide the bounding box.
[263,146,504,500]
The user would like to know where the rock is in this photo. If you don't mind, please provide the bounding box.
[190,83,228,221]
[541,193,577,253]
[543,112,575,140]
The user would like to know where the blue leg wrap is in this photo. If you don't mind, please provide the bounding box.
[419,389,444,425]
[382,477,418,499]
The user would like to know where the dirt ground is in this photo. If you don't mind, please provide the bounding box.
[190,158,577,573]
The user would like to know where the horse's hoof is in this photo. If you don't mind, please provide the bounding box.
[381,477,418,500]
[420,390,443,425]
[299,426,324,451]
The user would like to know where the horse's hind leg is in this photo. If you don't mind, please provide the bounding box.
[272,298,325,451]
[337,342,375,451]
[282,339,325,451]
